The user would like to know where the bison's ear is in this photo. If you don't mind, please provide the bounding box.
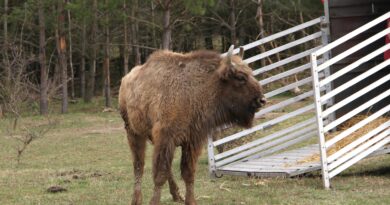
[239,47,244,59]
[218,45,236,80]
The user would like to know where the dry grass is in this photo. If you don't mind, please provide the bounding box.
[214,94,314,152]
[1,98,390,205]
[298,115,389,164]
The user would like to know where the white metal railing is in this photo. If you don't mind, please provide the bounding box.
[311,11,390,189]
[208,16,330,177]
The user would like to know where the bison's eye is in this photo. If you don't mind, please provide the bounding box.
[234,73,247,84]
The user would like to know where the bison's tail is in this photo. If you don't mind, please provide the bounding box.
[119,106,130,132]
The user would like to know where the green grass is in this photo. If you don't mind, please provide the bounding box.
[1,98,390,205]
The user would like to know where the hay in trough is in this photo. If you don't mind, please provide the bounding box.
[297,115,389,164]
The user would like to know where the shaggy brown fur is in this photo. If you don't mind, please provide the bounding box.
[118,48,265,205]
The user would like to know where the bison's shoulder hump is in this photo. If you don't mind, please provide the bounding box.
[187,50,220,60]
[146,50,184,62]
[147,50,221,62]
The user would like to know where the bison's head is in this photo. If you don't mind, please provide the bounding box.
[218,45,266,128]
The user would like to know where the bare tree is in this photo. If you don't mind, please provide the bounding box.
[0,47,31,117]
[0,45,56,164]
[38,0,48,115]
[56,0,68,113]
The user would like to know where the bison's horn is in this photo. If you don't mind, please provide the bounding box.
[239,46,244,58]
[227,45,234,64]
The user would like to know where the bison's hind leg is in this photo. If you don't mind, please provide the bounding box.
[180,143,203,205]
[149,125,181,205]
[168,170,184,202]
[121,109,146,205]
[128,132,146,205]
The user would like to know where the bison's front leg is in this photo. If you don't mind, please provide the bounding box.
[149,126,176,205]
[181,143,202,205]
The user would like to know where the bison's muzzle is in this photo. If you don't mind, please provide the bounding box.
[252,97,267,111]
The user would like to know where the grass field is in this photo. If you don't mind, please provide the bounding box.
[1,99,390,205]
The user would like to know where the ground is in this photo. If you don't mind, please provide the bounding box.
[1,98,390,205]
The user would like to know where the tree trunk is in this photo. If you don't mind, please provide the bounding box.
[85,0,98,102]
[103,0,112,108]
[3,0,10,89]
[151,1,158,48]
[131,0,141,64]
[56,0,68,113]
[80,10,86,99]
[161,0,172,50]
[123,0,129,74]
[38,0,48,115]
[256,0,266,68]
[229,0,237,46]
[67,6,75,99]
[204,34,214,50]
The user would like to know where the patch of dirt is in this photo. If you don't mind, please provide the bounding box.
[102,107,117,112]
[56,169,111,181]
[47,185,67,193]
[84,126,123,135]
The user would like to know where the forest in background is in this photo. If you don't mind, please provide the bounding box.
[0,0,323,116]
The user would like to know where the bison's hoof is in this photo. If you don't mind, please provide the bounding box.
[185,197,197,205]
[173,194,184,203]
[185,200,197,205]
[131,198,142,205]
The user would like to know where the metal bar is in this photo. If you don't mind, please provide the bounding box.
[255,102,314,119]
[328,120,390,162]
[219,166,296,173]
[264,77,312,99]
[207,134,217,174]
[325,104,390,148]
[253,46,322,76]
[328,128,390,171]
[317,27,390,72]
[244,32,322,64]
[244,131,316,161]
[321,59,390,104]
[369,145,390,157]
[230,161,316,169]
[323,1,330,25]
[221,17,322,56]
[310,53,331,189]
[319,43,390,87]
[214,104,315,147]
[259,59,323,86]
[215,125,316,166]
[315,11,390,56]
[323,88,390,132]
[319,13,335,127]
[258,91,314,117]
[328,136,389,178]
[214,118,316,160]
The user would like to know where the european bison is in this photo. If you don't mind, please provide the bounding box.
[118,46,266,205]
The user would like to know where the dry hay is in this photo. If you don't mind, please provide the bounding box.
[297,115,389,164]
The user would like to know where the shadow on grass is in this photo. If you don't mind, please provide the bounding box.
[338,165,390,177]
[292,161,390,180]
